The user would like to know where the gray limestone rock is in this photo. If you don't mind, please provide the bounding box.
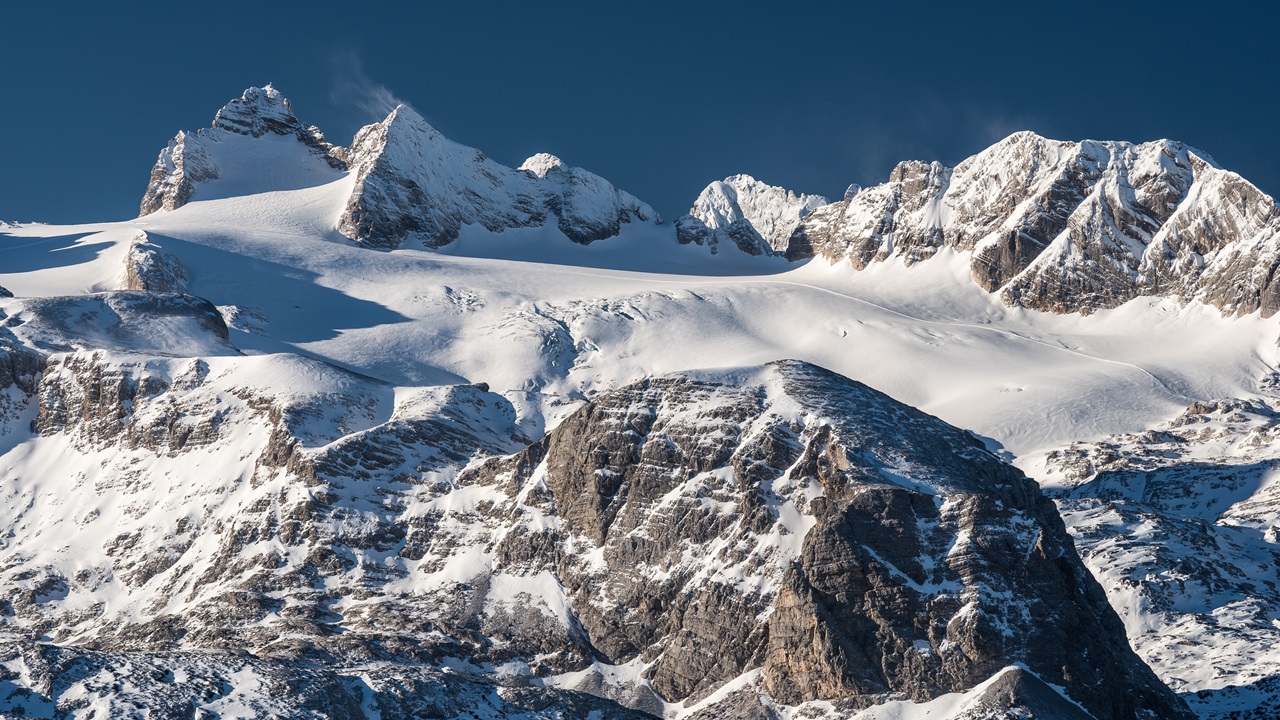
[123,232,189,293]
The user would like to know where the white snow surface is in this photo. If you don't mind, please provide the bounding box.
[687,174,827,252]
[2,165,1276,458]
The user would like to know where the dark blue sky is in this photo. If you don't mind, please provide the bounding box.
[2,1,1276,223]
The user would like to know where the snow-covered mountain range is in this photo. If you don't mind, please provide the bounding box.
[2,85,1279,719]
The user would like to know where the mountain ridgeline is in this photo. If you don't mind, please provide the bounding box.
[143,86,1280,317]
[4,83,1276,718]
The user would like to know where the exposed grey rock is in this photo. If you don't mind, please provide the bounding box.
[786,160,949,266]
[455,360,1189,719]
[0,286,13,298]
[138,129,221,215]
[123,231,188,293]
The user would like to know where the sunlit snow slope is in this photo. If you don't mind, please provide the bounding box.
[2,178,1274,459]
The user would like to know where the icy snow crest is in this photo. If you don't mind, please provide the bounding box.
[677,174,827,256]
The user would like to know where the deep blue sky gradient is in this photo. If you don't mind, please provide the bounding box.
[2,0,1276,223]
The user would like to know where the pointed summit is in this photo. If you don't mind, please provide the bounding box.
[518,153,564,179]
[139,86,344,216]
[211,84,302,137]
[676,175,827,256]
[337,110,658,249]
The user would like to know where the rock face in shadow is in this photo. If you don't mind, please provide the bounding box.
[774,131,1280,316]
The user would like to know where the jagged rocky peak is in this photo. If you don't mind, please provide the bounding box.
[336,106,659,249]
[337,104,546,250]
[139,85,344,216]
[212,84,308,137]
[138,129,221,215]
[789,130,1280,316]
[783,159,950,266]
[677,174,827,256]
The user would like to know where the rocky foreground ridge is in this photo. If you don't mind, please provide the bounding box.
[0,281,1191,720]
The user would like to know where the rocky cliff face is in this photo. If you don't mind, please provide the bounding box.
[676,175,827,256]
[139,85,345,215]
[779,131,1280,316]
[457,360,1186,719]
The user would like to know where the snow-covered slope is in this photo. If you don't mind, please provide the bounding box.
[1024,395,1280,719]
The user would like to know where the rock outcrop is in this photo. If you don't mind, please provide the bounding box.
[336,106,658,249]
[122,232,188,293]
[677,174,826,255]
